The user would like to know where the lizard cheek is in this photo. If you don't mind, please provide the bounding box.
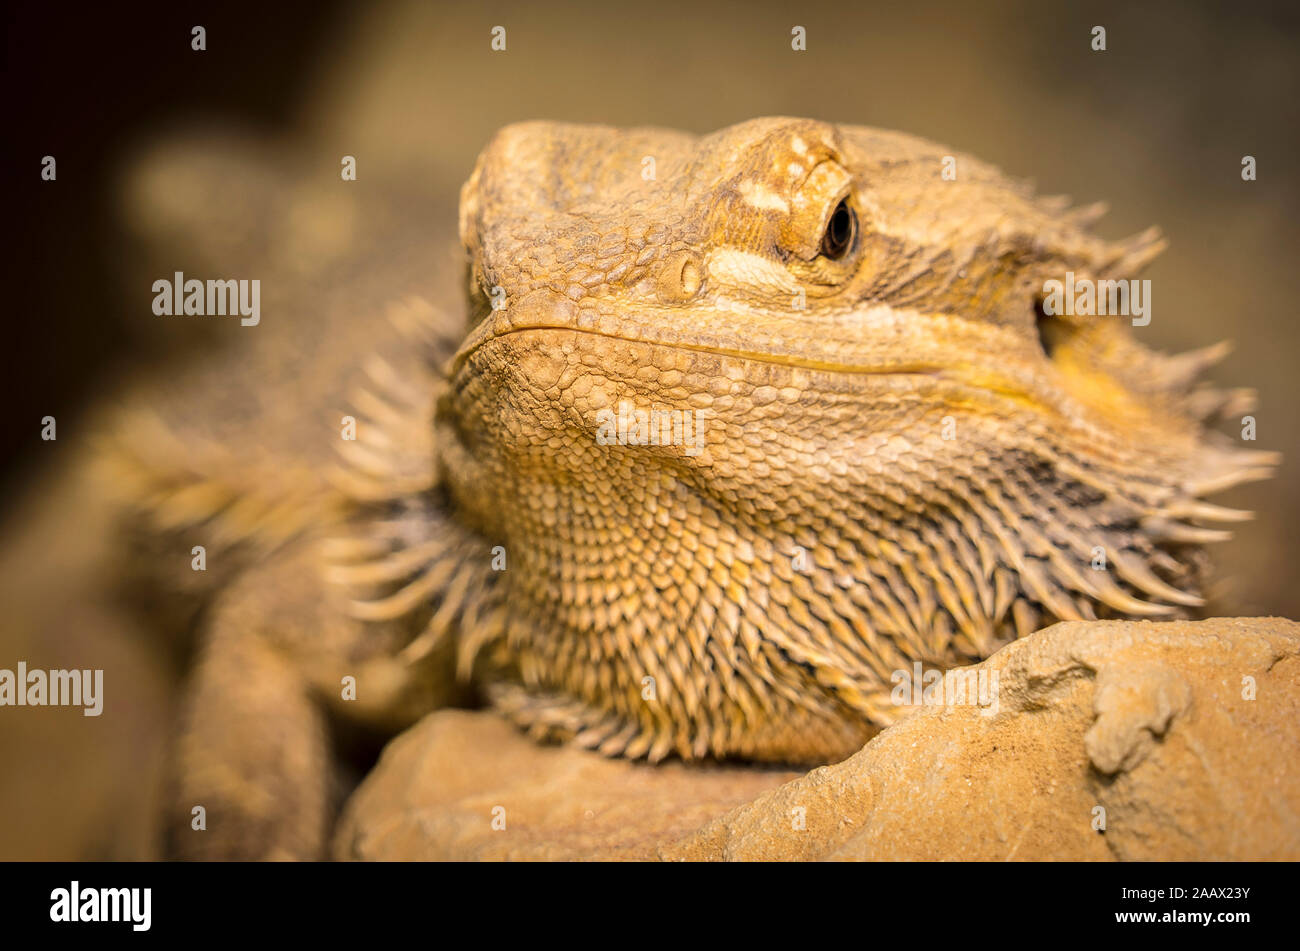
[655,250,706,304]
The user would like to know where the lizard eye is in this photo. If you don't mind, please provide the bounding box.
[820,198,855,260]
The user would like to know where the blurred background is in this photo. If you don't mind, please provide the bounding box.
[2,0,1297,858]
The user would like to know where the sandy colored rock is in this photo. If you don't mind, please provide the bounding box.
[670,616,1300,860]
[336,617,1300,861]
[333,710,800,860]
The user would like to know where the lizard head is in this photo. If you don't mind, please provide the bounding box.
[433,118,1277,760]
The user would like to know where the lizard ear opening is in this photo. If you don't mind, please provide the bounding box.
[1035,296,1069,358]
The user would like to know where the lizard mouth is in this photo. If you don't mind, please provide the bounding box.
[450,290,1278,494]
[447,291,1279,462]
[458,322,945,379]
[453,290,971,383]
[450,292,1080,426]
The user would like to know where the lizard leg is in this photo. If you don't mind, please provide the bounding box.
[160,533,467,860]
[163,594,332,861]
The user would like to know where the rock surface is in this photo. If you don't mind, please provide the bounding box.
[334,710,800,860]
[335,617,1300,860]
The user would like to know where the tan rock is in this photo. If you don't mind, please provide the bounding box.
[336,617,1300,861]
[333,710,800,860]
[671,616,1300,860]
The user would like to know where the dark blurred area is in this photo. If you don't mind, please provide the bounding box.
[2,0,1297,858]
[3,2,349,495]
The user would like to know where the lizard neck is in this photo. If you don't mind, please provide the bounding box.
[432,342,1219,761]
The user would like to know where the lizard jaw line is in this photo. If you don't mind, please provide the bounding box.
[450,322,1196,443]
[451,323,1081,418]
[452,321,947,380]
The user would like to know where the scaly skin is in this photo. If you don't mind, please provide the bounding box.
[113,118,1274,857]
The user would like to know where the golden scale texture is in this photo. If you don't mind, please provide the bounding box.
[348,118,1273,764]
[106,119,1276,854]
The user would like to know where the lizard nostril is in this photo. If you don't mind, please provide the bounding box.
[679,259,701,295]
[656,250,705,303]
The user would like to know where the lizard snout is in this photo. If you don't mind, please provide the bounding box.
[450,288,578,374]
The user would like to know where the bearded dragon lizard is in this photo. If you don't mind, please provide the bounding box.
[104,118,1276,859]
